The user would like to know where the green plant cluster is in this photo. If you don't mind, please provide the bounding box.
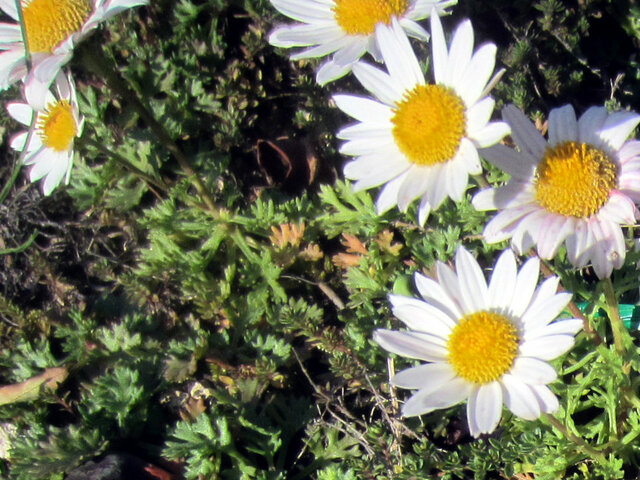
[1,0,640,479]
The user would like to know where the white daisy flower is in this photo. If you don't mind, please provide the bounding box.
[473,104,640,279]
[333,14,509,225]
[268,0,457,85]
[7,71,84,195]
[0,0,148,92]
[374,247,582,437]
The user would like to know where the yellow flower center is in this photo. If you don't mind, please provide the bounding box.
[535,141,618,218]
[392,84,467,166]
[22,0,93,53]
[447,311,519,384]
[38,100,77,151]
[333,0,408,36]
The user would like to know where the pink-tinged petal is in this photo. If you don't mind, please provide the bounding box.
[618,140,640,165]
[501,374,540,420]
[389,294,455,339]
[391,362,456,390]
[566,220,594,268]
[488,249,517,314]
[536,215,575,259]
[598,111,640,152]
[402,377,472,417]
[509,357,557,384]
[577,106,608,146]
[373,329,448,362]
[502,104,546,158]
[480,144,536,180]
[588,220,615,279]
[455,247,489,313]
[482,205,539,243]
[548,105,577,146]
[467,382,502,437]
[598,192,637,224]
[414,272,463,320]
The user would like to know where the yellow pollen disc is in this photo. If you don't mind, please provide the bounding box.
[535,141,618,218]
[38,100,77,152]
[333,0,408,36]
[392,84,466,166]
[447,311,519,384]
[22,0,93,53]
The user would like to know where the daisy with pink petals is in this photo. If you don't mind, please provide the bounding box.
[473,104,640,279]
[374,247,581,437]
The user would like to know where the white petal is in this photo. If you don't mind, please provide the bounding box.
[444,19,473,88]
[6,102,32,125]
[456,137,481,174]
[501,374,541,420]
[414,272,463,320]
[457,43,496,106]
[268,23,342,47]
[521,292,572,331]
[466,97,495,135]
[391,362,456,389]
[455,246,488,312]
[519,335,576,360]
[375,18,424,93]
[508,256,540,318]
[482,204,539,243]
[548,104,577,146]
[333,94,392,123]
[530,384,559,413]
[373,329,448,362]
[315,58,352,84]
[399,18,429,41]
[467,382,502,437]
[488,249,517,314]
[524,318,583,340]
[352,61,403,106]
[430,10,447,85]
[471,121,510,148]
[401,377,472,417]
[270,0,335,23]
[509,357,557,384]
[389,295,455,339]
[375,173,404,213]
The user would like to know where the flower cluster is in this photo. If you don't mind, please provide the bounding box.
[0,0,147,195]
[269,0,640,437]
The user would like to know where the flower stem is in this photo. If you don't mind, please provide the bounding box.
[543,413,606,464]
[78,46,223,219]
[601,277,631,355]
